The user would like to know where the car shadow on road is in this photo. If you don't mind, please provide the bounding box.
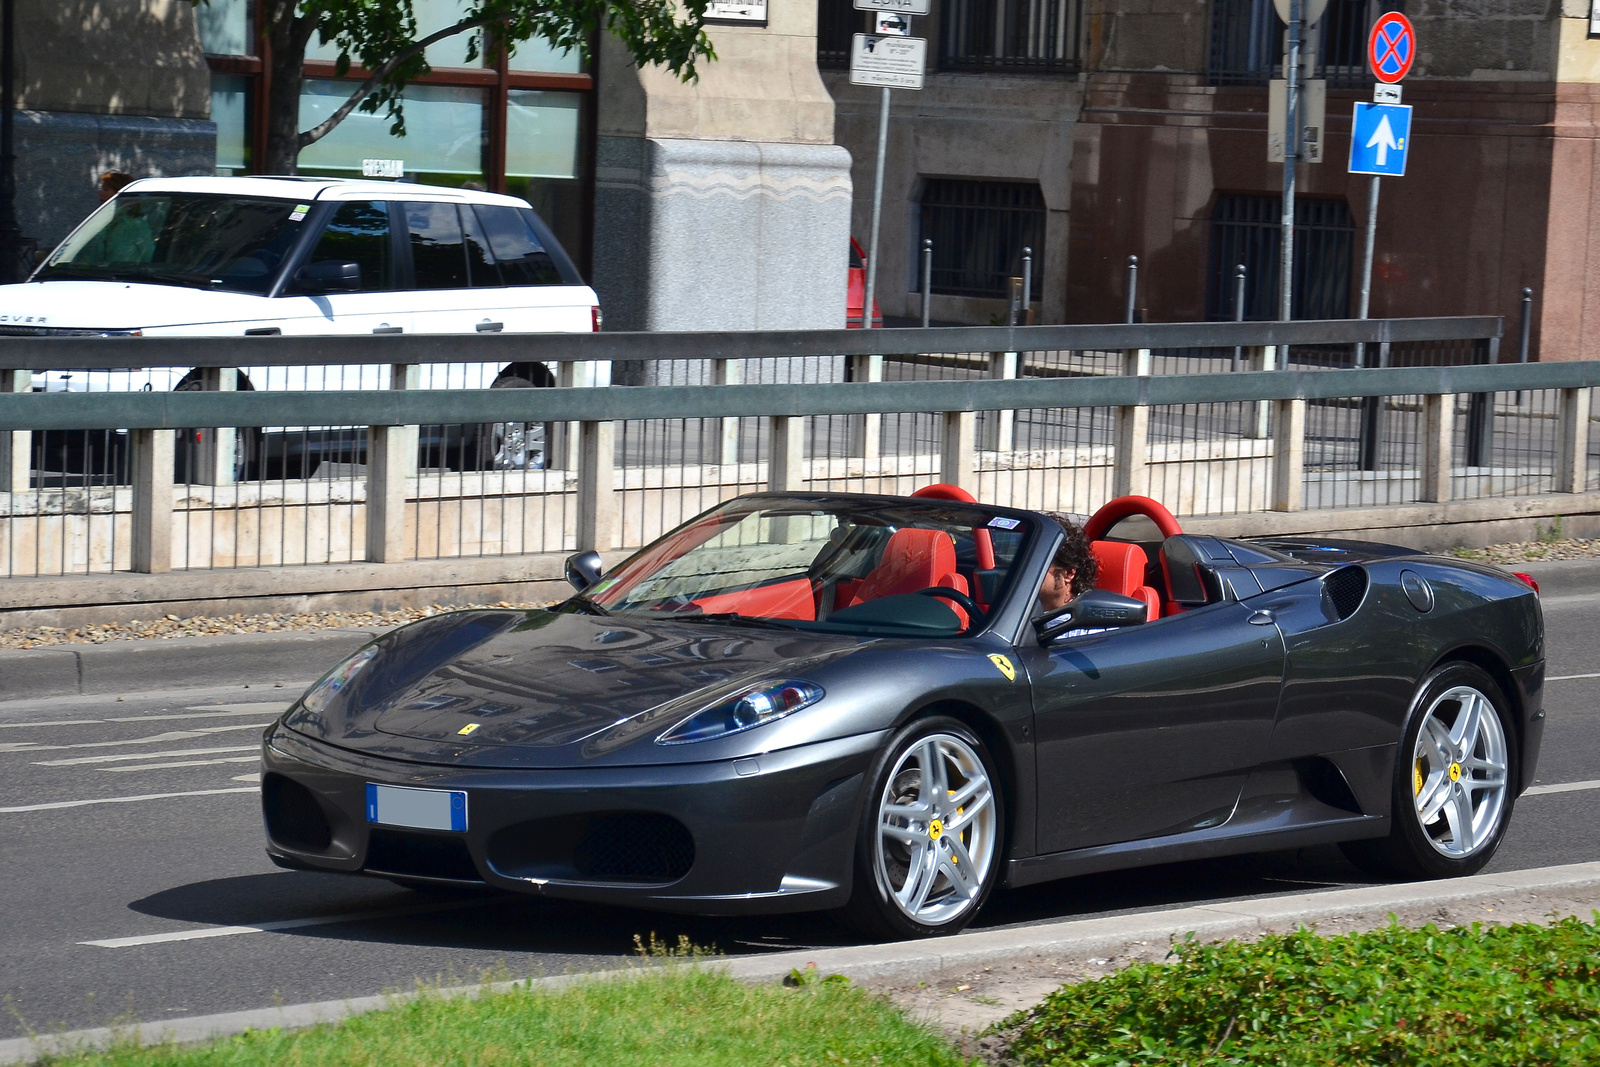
[125,845,1374,960]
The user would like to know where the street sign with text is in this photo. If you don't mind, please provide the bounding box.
[853,0,930,14]
[1348,102,1412,176]
[850,34,926,89]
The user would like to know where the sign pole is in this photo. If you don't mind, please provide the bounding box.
[862,86,890,331]
[1279,0,1302,326]
[1357,173,1380,325]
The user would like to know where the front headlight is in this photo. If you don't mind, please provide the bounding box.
[656,680,824,745]
[296,645,378,718]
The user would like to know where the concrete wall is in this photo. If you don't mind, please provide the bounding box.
[591,9,853,335]
[13,0,215,249]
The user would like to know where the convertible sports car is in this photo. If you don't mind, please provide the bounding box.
[261,488,1544,939]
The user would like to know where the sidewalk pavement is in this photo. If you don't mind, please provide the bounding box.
[4,860,1598,1064]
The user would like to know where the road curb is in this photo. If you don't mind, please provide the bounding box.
[6,860,1599,1065]
[0,628,382,702]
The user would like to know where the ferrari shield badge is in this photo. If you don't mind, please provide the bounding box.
[458,722,481,736]
[987,654,1016,681]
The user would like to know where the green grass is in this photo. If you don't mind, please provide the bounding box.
[37,965,969,1067]
[1005,915,1600,1066]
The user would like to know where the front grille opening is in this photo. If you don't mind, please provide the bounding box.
[1323,565,1369,621]
[364,828,483,883]
[262,773,333,852]
[487,812,695,885]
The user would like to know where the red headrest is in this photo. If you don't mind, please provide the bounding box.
[1091,541,1149,599]
[857,528,957,602]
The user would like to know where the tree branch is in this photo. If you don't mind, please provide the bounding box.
[296,13,492,150]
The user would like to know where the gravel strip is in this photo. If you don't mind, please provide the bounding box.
[1450,537,1600,564]
[0,602,554,651]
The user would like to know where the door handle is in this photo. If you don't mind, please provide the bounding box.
[1248,610,1275,625]
[372,325,403,335]
[475,320,504,333]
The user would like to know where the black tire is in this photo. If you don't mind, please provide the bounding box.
[1341,661,1518,881]
[841,716,1005,940]
[466,374,549,471]
[173,373,259,482]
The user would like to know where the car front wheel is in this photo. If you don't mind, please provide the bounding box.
[843,716,1003,939]
[1342,661,1517,880]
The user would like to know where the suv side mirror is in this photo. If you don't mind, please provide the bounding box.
[297,260,361,293]
[565,550,603,591]
[1035,589,1148,644]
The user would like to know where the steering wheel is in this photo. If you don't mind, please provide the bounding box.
[1083,495,1184,542]
[915,586,981,628]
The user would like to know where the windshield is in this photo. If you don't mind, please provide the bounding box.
[586,496,1036,638]
[36,193,311,295]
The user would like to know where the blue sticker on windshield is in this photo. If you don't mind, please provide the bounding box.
[988,516,1021,529]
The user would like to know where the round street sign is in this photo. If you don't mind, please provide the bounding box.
[1368,12,1416,84]
[1271,0,1330,30]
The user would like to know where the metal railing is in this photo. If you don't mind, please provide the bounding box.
[2,315,1595,580]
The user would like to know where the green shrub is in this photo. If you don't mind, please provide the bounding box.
[1006,916,1600,1066]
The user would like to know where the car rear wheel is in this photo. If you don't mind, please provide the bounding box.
[1342,662,1516,880]
[843,716,1003,939]
[467,373,548,471]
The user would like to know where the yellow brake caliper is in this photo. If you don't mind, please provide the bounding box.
[1414,758,1425,797]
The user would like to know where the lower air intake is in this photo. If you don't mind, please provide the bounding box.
[487,812,695,885]
[262,773,333,852]
[365,828,483,882]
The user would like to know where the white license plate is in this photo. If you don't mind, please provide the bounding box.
[365,783,467,832]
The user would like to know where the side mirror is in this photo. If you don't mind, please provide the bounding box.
[1035,589,1148,645]
[565,550,603,592]
[297,260,361,293]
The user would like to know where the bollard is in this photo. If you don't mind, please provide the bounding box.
[1516,287,1533,404]
[1124,255,1139,325]
[1021,247,1033,325]
[1231,264,1246,372]
[920,239,932,328]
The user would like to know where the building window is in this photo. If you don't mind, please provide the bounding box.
[1206,193,1354,321]
[1208,0,1386,88]
[816,0,866,70]
[920,179,1045,300]
[199,1,597,273]
[939,0,1079,71]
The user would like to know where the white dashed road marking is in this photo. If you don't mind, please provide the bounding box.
[81,901,483,948]
[104,756,261,773]
[0,787,257,814]
[1548,672,1600,682]
[34,745,259,767]
[1525,779,1600,796]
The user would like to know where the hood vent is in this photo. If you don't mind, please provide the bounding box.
[1322,565,1369,621]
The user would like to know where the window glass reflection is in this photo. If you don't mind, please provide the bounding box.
[196,0,250,55]
[298,81,485,188]
[211,74,250,174]
[504,90,585,269]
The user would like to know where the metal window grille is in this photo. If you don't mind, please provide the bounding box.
[919,179,1046,300]
[938,0,1080,72]
[1209,0,1389,88]
[1206,193,1355,321]
[817,0,867,70]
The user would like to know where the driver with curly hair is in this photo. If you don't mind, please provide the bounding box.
[1036,513,1098,614]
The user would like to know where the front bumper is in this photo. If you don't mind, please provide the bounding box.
[260,725,883,915]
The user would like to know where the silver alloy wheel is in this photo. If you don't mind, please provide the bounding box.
[487,420,545,470]
[1411,683,1509,858]
[874,732,998,927]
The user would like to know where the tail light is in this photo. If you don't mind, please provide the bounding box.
[590,305,602,332]
[1512,572,1540,595]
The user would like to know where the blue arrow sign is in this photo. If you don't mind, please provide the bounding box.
[1349,102,1412,177]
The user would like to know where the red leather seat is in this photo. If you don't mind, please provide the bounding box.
[847,528,970,626]
[1090,541,1161,622]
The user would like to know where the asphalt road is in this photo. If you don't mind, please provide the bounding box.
[3,591,1598,1040]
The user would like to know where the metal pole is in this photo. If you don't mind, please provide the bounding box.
[1232,263,1246,371]
[1279,0,1302,326]
[1356,174,1380,362]
[1516,286,1533,403]
[0,0,29,284]
[1021,246,1032,325]
[920,238,932,328]
[1124,255,1138,324]
[861,86,891,332]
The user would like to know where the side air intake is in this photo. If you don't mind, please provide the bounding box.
[1322,565,1368,621]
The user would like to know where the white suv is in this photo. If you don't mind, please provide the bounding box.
[2,176,602,473]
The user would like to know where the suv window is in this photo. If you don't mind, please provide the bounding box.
[460,205,502,288]
[303,201,393,292]
[475,206,562,286]
[405,202,469,290]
